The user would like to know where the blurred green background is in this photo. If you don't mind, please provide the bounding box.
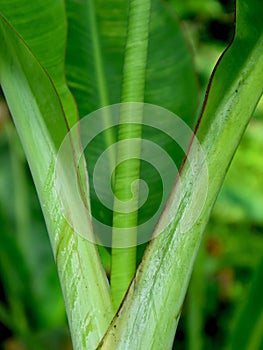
[0,0,262,349]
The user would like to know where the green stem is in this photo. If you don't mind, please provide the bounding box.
[110,0,151,311]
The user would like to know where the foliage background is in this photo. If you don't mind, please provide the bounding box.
[0,0,262,349]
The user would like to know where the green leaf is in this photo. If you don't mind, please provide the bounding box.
[0,15,113,349]
[5,120,66,330]
[65,0,198,118]
[0,0,78,126]
[144,0,199,120]
[99,0,263,348]
[65,0,199,309]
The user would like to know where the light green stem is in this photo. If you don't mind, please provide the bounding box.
[110,0,152,311]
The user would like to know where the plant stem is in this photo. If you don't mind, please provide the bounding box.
[110,0,151,311]
[0,16,114,348]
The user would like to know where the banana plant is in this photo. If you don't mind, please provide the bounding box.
[0,0,262,349]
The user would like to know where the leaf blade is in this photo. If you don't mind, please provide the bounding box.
[0,15,113,349]
[0,0,78,126]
